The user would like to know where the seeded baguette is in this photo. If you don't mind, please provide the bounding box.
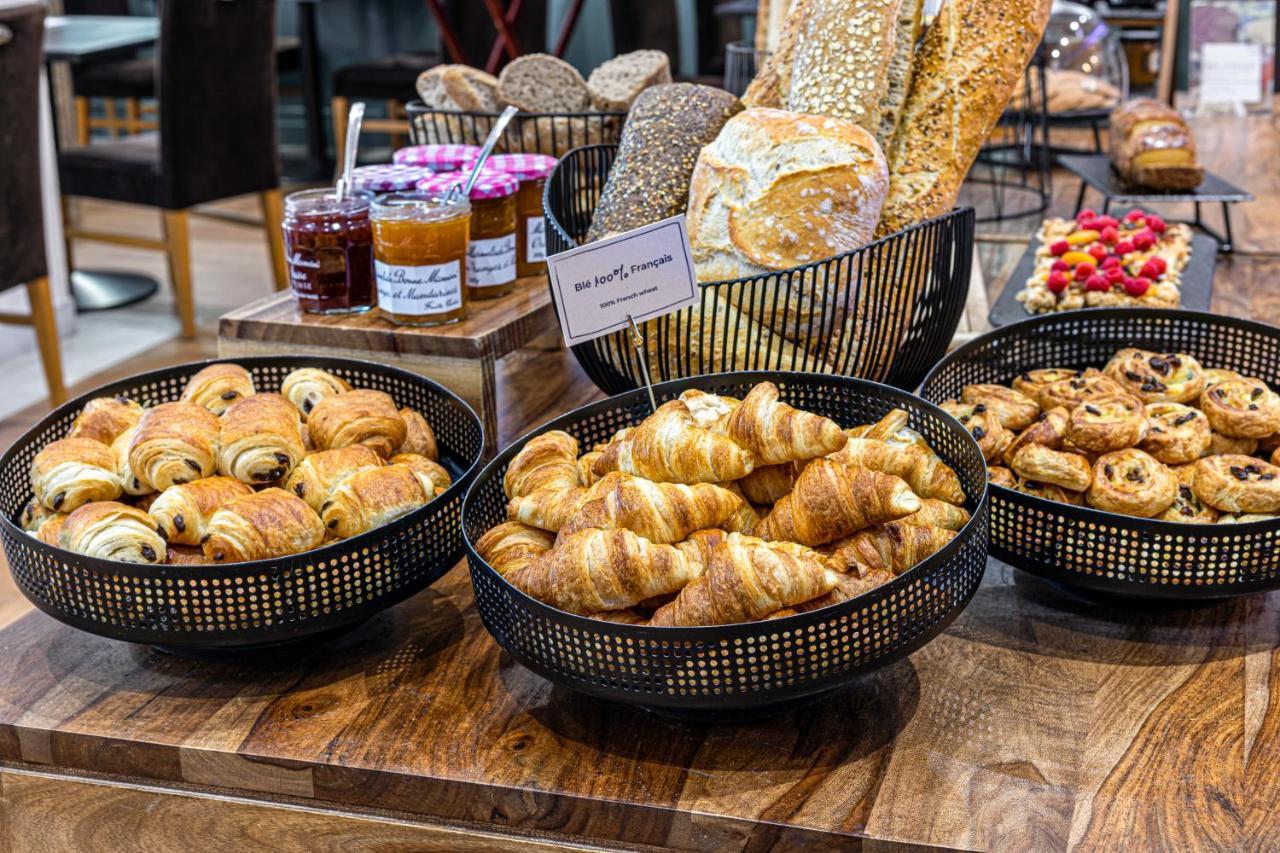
[875,0,924,157]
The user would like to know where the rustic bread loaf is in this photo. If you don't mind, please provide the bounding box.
[874,0,924,154]
[585,83,743,243]
[755,0,794,53]
[742,0,813,109]
[587,50,672,112]
[415,65,499,112]
[497,53,591,113]
[1109,98,1203,190]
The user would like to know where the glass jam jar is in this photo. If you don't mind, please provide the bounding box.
[393,143,482,172]
[416,170,519,300]
[479,154,556,277]
[369,192,470,326]
[281,188,375,314]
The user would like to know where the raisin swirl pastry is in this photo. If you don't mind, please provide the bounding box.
[1038,372,1128,412]
[1191,455,1280,514]
[1159,465,1219,524]
[31,437,123,512]
[1087,449,1177,517]
[960,384,1040,431]
[284,446,384,512]
[1012,368,1091,409]
[59,501,166,564]
[1010,444,1092,492]
[67,396,144,445]
[179,363,256,415]
[307,389,406,459]
[1066,394,1148,453]
[1140,403,1211,465]
[280,368,352,418]
[217,393,307,485]
[940,401,1009,463]
[111,426,154,497]
[397,407,438,460]
[202,489,325,562]
[1205,432,1258,457]
[148,476,253,546]
[1001,407,1069,467]
[129,402,221,491]
[1199,378,1280,439]
[1104,349,1205,404]
[1013,478,1083,505]
[1203,368,1243,389]
[320,464,434,539]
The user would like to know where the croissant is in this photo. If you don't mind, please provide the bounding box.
[474,520,555,576]
[202,488,325,562]
[129,402,221,491]
[724,381,847,465]
[180,363,256,415]
[594,400,755,484]
[650,532,840,627]
[824,522,956,575]
[307,389,406,459]
[736,460,809,505]
[754,459,921,546]
[796,568,894,612]
[280,367,352,418]
[589,609,649,624]
[60,501,166,564]
[678,389,739,431]
[503,430,580,499]
[577,451,604,487]
[67,396,144,445]
[397,407,438,460]
[217,393,307,485]
[558,474,748,544]
[507,485,589,532]
[147,476,253,545]
[506,527,701,615]
[899,499,971,531]
[849,409,910,442]
[284,446,384,512]
[828,437,966,505]
[389,452,451,494]
[321,464,434,539]
[31,437,123,512]
[111,427,153,497]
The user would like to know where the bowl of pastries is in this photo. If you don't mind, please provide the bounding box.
[922,308,1280,598]
[0,357,484,653]
[462,372,989,713]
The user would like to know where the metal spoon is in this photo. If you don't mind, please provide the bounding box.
[447,105,519,203]
[335,102,366,201]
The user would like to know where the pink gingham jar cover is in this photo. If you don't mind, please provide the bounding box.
[348,164,434,193]
[469,153,557,181]
[393,144,482,171]
[415,169,519,200]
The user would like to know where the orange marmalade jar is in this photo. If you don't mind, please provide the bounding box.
[477,154,557,277]
[416,169,519,300]
[369,192,470,326]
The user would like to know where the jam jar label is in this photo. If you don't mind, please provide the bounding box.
[527,216,546,262]
[375,260,463,315]
[468,234,517,287]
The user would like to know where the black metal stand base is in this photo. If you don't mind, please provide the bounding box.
[72,270,159,312]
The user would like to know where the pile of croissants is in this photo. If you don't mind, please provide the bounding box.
[476,382,972,626]
[20,363,450,565]
[944,347,1280,523]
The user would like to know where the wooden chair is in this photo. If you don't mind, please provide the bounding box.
[0,4,67,405]
[330,51,438,172]
[58,0,287,340]
[67,0,157,144]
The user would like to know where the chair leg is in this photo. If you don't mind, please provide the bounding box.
[331,96,349,180]
[124,98,142,134]
[103,98,119,139]
[161,209,196,339]
[259,189,289,292]
[74,97,91,146]
[386,99,407,151]
[26,277,66,406]
[60,196,76,271]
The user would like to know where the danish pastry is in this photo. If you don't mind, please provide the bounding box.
[1013,478,1083,505]
[1038,372,1128,411]
[1087,449,1176,517]
[180,363,256,415]
[1203,368,1243,389]
[285,446,384,512]
[217,393,307,485]
[1001,407,1069,466]
[67,396,144,445]
[1219,513,1279,524]
[1010,444,1092,492]
[1012,368,1093,409]
[280,367,352,418]
[1160,465,1219,524]
[306,389,406,459]
[111,427,153,496]
[203,489,326,562]
[1191,455,1280,514]
[31,437,123,512]
[148,476,253,546]
[940,401,1008,463]
[1066,394,1148,453]
[1140,403,1211,465]
[321,464,434,539]
[397,407,438,460]
[389,452,451,494]
[1200,378,1280,439]
[960,384,1040,431]
[129,402,221,491]
[1104,349,1205,404]
[1205,432,1258,457]
[59,501,166,564]
[988,466,1017,488]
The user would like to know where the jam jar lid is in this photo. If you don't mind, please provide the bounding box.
[349,164,435,193]
[415,168,519,200]
[472,153,557,181]
[284,187,373,216]
[393,144,483,171]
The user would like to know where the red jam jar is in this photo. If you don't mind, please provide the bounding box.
[281,188,375,314]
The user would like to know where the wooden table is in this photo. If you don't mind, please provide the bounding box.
[218,277,556,455]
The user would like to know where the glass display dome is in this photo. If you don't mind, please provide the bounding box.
[1040,0,1129,114]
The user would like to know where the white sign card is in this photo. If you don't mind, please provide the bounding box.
[1200,42,1263,106]
[545,215,699,348]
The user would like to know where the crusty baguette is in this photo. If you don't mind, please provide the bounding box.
[875,0,924,154]
[586,50,671,112]
[742,0,813,108]
[497,53,591,113]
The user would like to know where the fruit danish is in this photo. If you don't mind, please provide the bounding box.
[1087,449,1176,517]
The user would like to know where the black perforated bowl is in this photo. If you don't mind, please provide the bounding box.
[463,371,989,713]
[921,308,1280,599]
[0,356,484,655]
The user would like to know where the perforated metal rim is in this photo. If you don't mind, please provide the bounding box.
[463,370,990,710]
[0,356,485,647]
[405,102,625,158]
[920,307,1280,598]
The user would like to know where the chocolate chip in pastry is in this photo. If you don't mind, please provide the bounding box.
[1140,403,1211,465]
[1038,372,1128,411]
[1012,368,1094,409]
[940,401,1008,463]
[1013,478,1083,506]
[1087,448,1176,517]
[1010,444,1092,492]
[1104,349,1205,404]
[217,393,307,485]
[67,396,144,445]
[280,368,352,418]
[111,426,154,497]
[320,464,435,539]
[397,407,438,461]
[1200,377,1280,439]
[307,389,406,459]
[960,384,1040,431]
[1204,432,1258,458]
[129,402,221,491]
[202,488,325,563]
[988,466,1018,488]
[1001,407,1069,467]
[388,452,451,495]
[1159,465,1219,524]
[1191,454,1280,514]
[1066,394,1148,453]
[59,501,166,563]
[148,476,254,546]
[284,446,384,512]
[180,363,256,415]
[31,437,123,512]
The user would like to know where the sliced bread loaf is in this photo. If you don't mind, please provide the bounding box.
[498,54,591,113]
[415,65,500,112]
[586,50,672,112]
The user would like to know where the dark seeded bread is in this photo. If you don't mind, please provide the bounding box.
[587,50,672,112]
[497,54,591,113]
[585,83,743,243]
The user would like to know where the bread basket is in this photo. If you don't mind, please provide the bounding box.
[0,356,484,657]
[544,144,977,397]
[921,308,1280,599]
[463,371,989,715]
[406,101,625,158]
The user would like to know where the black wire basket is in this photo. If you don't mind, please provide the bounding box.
[544,144,976,397]
[405,100,626,158]
[723,40,765,97]
[921,308,1280,600]
[0,356,484,656]
[463,371,989,714]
